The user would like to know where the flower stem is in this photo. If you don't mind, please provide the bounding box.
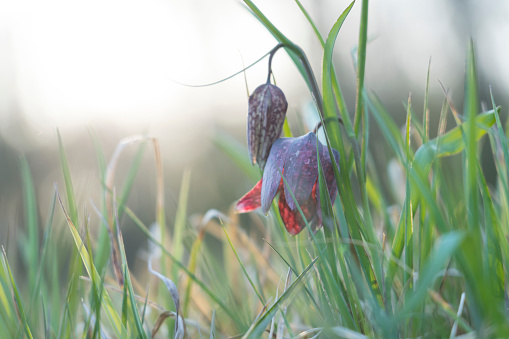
[267,43,342,125]
[313,118,344,134]
[267,43,285,84]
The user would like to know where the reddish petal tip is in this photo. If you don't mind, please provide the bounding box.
[234,179,263,214]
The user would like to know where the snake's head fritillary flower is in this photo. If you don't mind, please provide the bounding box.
[247,83,288,169]
[235,132,340,235]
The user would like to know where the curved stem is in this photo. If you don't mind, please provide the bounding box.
[285,44,324,117]
[313,117,344,134]
[267,43,285,84]
[267,43,344,127]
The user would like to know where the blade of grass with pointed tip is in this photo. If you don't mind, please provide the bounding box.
[57,130,78,225]
[465,40,480,235]
[293,0,355,147]
[423,58,431,143]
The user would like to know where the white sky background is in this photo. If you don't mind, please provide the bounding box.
[0,0,508,160]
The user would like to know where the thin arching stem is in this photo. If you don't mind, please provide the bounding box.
[266,43,285,84]
[266,43,344,129]
[313,117,344,134]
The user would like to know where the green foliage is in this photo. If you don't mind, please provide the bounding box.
[1,1,508,337]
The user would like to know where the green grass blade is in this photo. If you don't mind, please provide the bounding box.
[413,111,495,183]
[172,170,191,281]
[122,259,146,339]
[117,143,146,220]
[57,193,126,338]
[403,95,413,297]
[423,58,431,143]
[20,156,39,290]
[90,131,111,273]
[243,256,319,339]
[213,132,260,182]
[27,189,56,325]
[222,226,265,305]
[57,129,82,325]
[316,142,357,328]
[464,40,480,234]
[322,1,356,143]
[353,0,369,137]
[1,248,33,339]
[123,205,240,323]
[477,161,504,300]
[399,232,464,315]
[321,4,384,302]
[57,130,79,225]
[293,0,324,45]
[326,85,377,293]
[0,253,15,337]
[242,0,310,88]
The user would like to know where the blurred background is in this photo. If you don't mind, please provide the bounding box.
[1,0,508,260]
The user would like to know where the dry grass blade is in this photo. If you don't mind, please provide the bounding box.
[151,311,177,337]
[103,135,167,287]
[450,292,466,338]
[104,135,149,287]
[148,255,184,338]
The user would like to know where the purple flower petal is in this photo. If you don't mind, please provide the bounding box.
[316,146,340,228]
[261,138,292,214]
[283,132,319,211]
[278,183,317,235]
[235,180,262,213]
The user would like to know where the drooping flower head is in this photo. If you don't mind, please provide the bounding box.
[247,83,288,169]
[236,132,340,235]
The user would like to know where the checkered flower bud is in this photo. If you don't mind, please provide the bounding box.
[247,83,288,169]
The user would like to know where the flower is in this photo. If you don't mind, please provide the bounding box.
[235,132,340,235]
[247,83,288,169]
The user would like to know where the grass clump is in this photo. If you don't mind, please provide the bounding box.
[1,1,509,338]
